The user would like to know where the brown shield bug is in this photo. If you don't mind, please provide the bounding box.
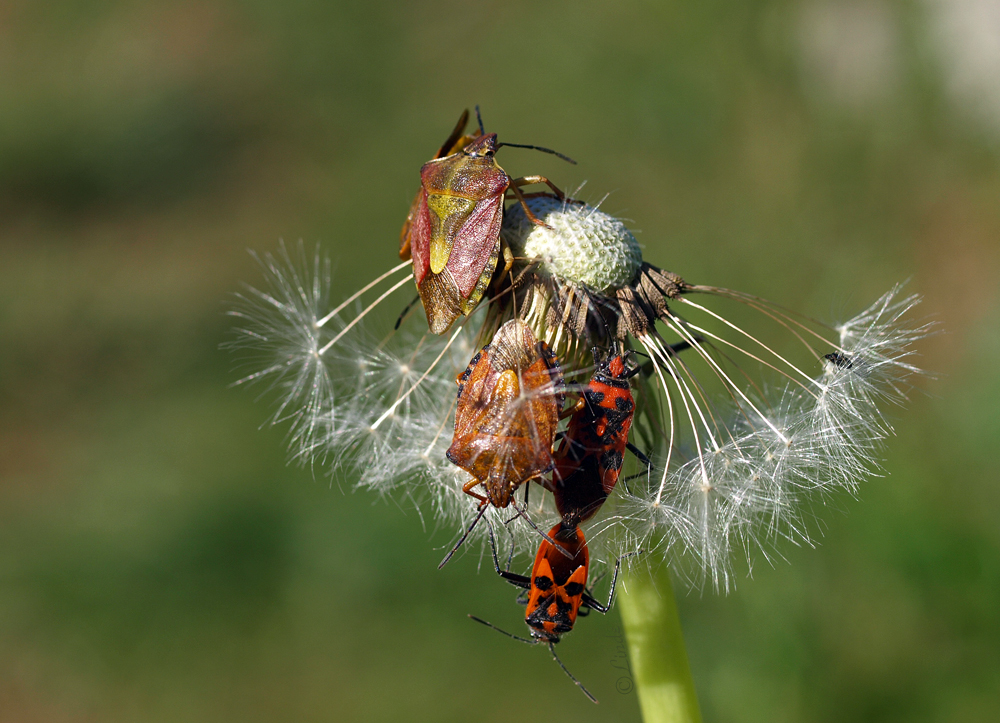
[438,319,566,567]
[446,319,565,509]
[407,109,577,334]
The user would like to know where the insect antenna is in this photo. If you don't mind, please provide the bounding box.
[468,616,599,703]
[438,503,488,569]
[548,642,598,704]
[467,615,535,644]
[497,142,577,165]
[475,104,486,135]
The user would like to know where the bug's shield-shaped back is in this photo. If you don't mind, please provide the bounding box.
[447,320,564,507]
[410,141,509,334]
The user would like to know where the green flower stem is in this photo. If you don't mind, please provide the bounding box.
[619,565,702,723]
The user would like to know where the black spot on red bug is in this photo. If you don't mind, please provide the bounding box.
[600,449,623,472]
[482,517,626,702]
[533,575,553,591]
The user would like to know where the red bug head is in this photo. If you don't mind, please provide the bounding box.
[605,354,627,378]
[462,133,499,158]
[590,346,638,387]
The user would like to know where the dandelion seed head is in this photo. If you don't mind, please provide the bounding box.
[230,219,932,592]
[503,197,643,294]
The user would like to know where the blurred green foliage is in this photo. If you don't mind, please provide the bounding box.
[1,1,998,721]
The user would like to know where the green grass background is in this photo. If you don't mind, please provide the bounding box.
[2,1,998,721]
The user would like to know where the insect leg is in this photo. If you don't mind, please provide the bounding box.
[626,443,652,470]
[486,524,531,590]
[558,394,586,420]
[507,181,554,230]
[461,478,489,504]
[507,259,538,287]
[500,239,514,278]
[511,178,567,204]
[393,294,421,330]
[510,175,569,199]
[621,445,654,488]
[581,552,641,614]
[618,446,648,506]
[510,175,584,204]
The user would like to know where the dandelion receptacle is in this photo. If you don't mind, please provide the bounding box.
[226,111,931,712]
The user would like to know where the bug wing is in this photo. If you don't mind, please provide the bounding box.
[445,193,504,299]
[419,156,507,284]
[448,353,501,474]
[417,271,464,335]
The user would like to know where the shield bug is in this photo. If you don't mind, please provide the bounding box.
[469,522,632,703]
[447,319,564,508]
[408,109,577,334]
[438,319,565,567]
[547,346,648,523]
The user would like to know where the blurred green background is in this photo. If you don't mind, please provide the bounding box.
[1,1,998,721]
